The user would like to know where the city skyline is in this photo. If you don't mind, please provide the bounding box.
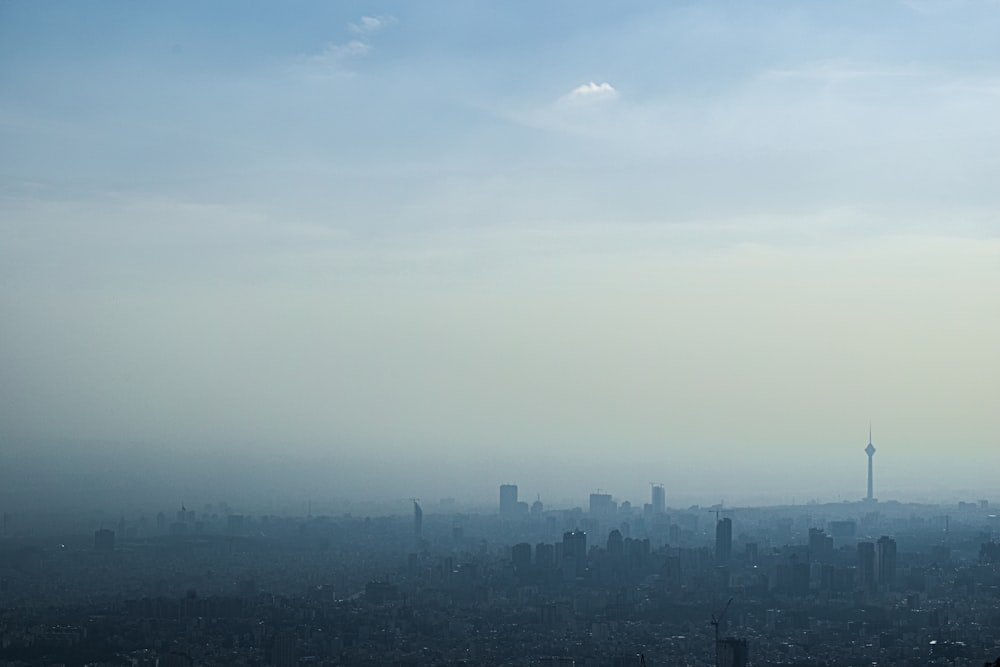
[4,427,998,516]
[2,3,999,666]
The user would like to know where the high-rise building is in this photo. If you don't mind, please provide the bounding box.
[808,528,833,563]
[562,530,587,576]
[716,518,733,563]
[865,426,877,501]
[717,637,749,667]
[500,484,518,518]
[876,535,897,590]
[512,542,532,571]
[606,529,624,557]
[651,484,666,514]
[413,501,423,540]
[857,541,876,590]
[589,493,615,517]
[271,631,297,667]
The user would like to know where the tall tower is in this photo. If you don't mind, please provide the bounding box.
[865,426,876,501]
[413,500,423,540]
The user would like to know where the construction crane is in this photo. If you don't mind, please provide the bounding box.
[711,597,734,666]
[707,505,735,522]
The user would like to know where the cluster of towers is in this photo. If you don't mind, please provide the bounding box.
[497,427,882,520]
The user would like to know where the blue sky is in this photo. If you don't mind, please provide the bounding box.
[1,1,999,507]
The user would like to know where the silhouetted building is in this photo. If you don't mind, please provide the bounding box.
[512,542,532,571]
[651,484,666,514]
[716,517,733,563]
[563,530,587,577]
[606,529,624,557]
[500,484,518,518]
[589,493,615,517]
[808,528,833,562]
[717,637,749,667]
[271,630,296,667]
[413,500,423,539]
[876,535,897,590]
[94,528,115,551]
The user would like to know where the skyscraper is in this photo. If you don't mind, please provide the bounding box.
[716,518,733,563]
[717,638,749,667]
[651,484,666,514]
[865,426,876,501]
[808,528,833,563]
[500,484,518,518]
[876,535,897,590]
[512,542,532,571]
[589,493,615,517]
[562,530,587,576]
[413,500,423,540]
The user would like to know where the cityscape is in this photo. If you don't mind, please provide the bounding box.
[2,437,1000,666]
[3,1,999,666]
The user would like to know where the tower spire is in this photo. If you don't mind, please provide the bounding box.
[864,425,877,502]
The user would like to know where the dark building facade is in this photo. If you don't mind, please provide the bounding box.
[716,518,733,563]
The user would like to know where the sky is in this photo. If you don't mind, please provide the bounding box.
[1,1,999,511]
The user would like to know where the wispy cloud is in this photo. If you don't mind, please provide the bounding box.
[349,15,395,35]
[310,39,370,65]
[298,39,371,78]
[301,15,395,77]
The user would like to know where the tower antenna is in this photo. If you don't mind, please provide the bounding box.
[864,425,877,502]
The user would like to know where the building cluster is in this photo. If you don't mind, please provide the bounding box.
[1,480,1000,666]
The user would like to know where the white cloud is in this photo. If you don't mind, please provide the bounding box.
[299,40,371,77]
[310,40,370,64]
[563,81,619,103]
[350,15,395,34]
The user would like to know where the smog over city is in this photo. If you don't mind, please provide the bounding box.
[1,2,999,666]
